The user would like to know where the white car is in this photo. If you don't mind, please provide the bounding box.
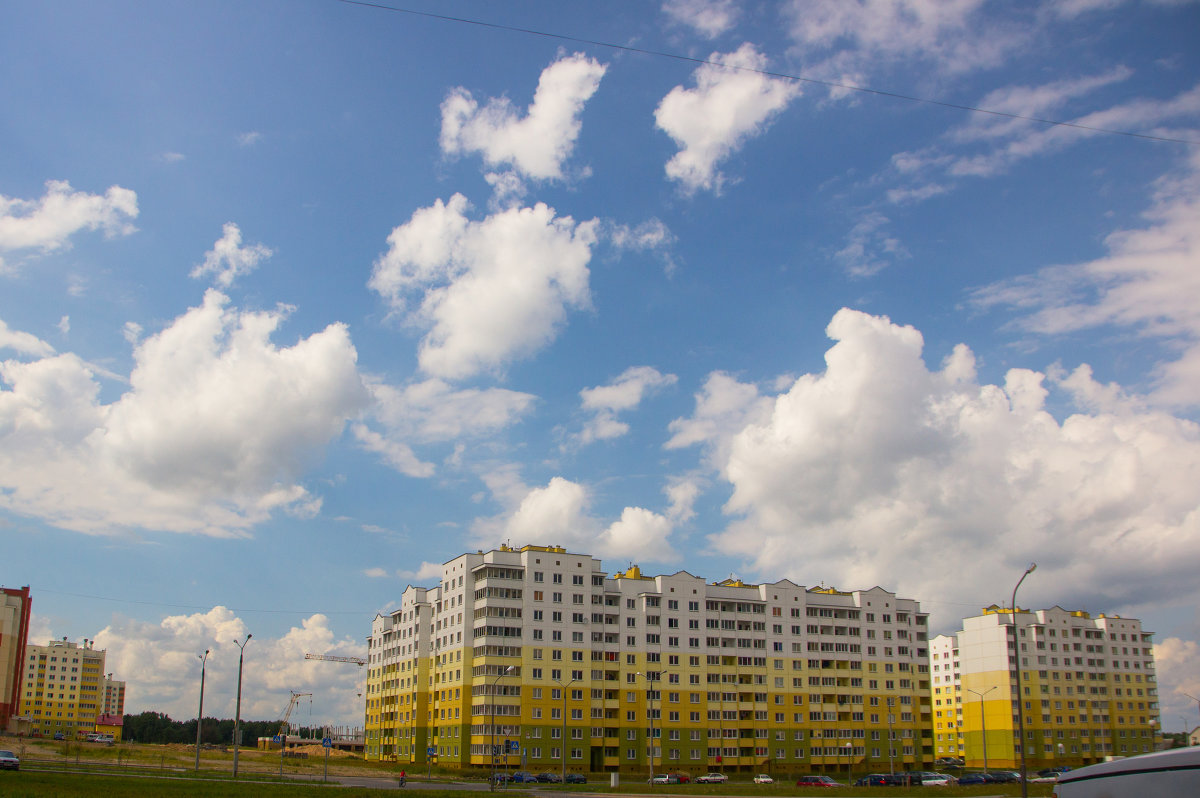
[695,773,728,783]
[0,749,18,771]
[753,774,774,784]
[918,772,954,786]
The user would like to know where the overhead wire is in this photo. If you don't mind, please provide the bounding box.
[339,0,1197,146]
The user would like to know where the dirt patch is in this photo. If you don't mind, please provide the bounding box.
[289,744,361,759]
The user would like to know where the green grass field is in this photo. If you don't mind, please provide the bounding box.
[0,739,1054,796]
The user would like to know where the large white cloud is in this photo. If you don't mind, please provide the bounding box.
[0,289,369,536]
[369,194,598,380]
[0,319,55,357]
[972,147,1200,407]
[0,180,138,272]
[576,365,677,445]
[655,43,800,194]
[91,607,365,725]
[440,52,607,183]
[671,308,1200,630]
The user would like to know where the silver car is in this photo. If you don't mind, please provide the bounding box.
[0,749,19,771]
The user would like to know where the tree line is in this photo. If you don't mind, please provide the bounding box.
[121,711,325,745]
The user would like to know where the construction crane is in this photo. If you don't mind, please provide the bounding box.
[305,652,366,666]
[277,691,313,739]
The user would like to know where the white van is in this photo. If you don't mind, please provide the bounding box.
[1052,746,1200,797]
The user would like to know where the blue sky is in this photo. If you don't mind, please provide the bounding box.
[3,0,1199,731]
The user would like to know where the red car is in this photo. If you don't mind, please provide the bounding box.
[796,775,841,787]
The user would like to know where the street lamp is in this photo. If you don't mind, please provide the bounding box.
[637,671,665,784]
[232,634,252,779]
[843,741,852,784]
[966,686,997,773]
[195,649,209,771]
[1011,564,1036,798]
[555,677,578,785]
[489,665,515,792]
[886,697,895,775]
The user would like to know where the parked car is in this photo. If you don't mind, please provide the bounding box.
[649,774,679,784]
[916,772,955,786]
[753,774,774,784]
[537,772,562,783]
[695,772,728,783]
[955,773,995,785]
[564,773,587,784]
[53,732,65,741]
[990,770,1022,783]
[671,773,691,783]
[0,749,19,771]
[1038,767,1071,777]
[796,775,841,786]
[855,774,905,786]
[504,771,537,783]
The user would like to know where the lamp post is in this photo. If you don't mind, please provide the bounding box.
[489,665,515,792]
[232,634,252,779]
[555,677,578,785]
[843,741,852,785]
[886,697,895,775]
[636,671,663,784]
[967,686,997,773]
[1011,564,1036,798]
[194,649,209,771]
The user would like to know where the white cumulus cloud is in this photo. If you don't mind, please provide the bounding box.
[190,222,275,287]
[689,308,1200,631]
[92,607,365,725]
[369,194,598,380]
[0,289,369,536]
[655,43,800,193]
[440,52,607,183]
[576,366,677,445]
[0,180,138,272]
[0,318,56,357]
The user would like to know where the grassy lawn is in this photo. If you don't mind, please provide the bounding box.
[0,740,1055,796]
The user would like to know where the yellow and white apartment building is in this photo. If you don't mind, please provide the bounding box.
[18,638,107,739]
[931,606,1159,770]
[365,545,931,776]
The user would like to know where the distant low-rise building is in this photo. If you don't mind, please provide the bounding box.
[931,606,1159,771]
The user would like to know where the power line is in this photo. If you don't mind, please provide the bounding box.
[339,0,1197,146]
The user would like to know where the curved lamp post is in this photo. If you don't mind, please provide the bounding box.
[232,634,252,778]
[195,649,209,771]
[489,665,515,792]
[1011,564,1035,798]
[966,686,997,773]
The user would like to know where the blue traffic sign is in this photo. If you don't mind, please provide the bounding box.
[322,737,333,748]
[427,746,436,755]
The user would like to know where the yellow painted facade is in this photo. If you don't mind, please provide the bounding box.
[18,638,107,739]
[931,606,1159,771]
[365,545,931,777]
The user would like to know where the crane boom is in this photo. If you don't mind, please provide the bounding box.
[305,652,366,666]
[278,691,313,737]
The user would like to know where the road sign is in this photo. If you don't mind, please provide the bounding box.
[507,739,519,753]
[322,737,333,748]
[427,746,436,755]
[272,735,282,743]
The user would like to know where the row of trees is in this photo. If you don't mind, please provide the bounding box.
[121,711,324,745]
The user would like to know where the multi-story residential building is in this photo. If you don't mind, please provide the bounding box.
[365,545,931,777]
[18,638,108,739]
[102,673,127,717]
[931,606,1159,771]
[1,586,32,733]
